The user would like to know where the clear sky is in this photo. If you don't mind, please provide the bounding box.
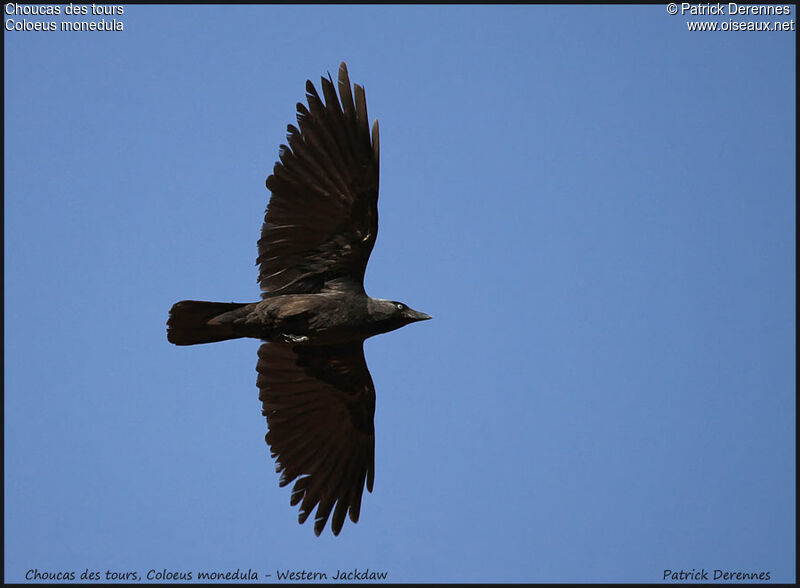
[4,4,795,584]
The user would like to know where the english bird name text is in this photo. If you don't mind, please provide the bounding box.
[276,568,389,581]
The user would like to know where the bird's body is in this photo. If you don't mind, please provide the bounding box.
[171,293,428,347]
[166,62,429,536]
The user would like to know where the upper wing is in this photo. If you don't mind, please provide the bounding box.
[258,62,380,296]
[257,341,376,536]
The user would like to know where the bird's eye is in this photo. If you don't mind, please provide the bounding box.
[396,303,405,311]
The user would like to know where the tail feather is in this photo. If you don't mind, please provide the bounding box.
[167,300,249,346]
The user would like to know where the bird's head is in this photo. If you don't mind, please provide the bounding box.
[367,298,431,335]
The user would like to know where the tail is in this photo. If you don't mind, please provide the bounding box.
[167,300,249,346]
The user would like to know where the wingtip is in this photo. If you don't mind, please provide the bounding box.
[371,119,380,156]
[314,516,328,536]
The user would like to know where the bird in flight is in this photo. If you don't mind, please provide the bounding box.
[166,62,430,536]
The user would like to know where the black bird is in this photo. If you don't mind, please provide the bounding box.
[166,62,430,536]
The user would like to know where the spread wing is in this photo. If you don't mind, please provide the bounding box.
[258,62,380,296]
[257,341,376,536]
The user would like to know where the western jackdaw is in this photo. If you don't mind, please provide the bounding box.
[167,62,430,536]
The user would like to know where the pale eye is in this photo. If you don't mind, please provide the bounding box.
[396,303,405,311]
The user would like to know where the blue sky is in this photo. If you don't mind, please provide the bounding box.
[4,4,795,583]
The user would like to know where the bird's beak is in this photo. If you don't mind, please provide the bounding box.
[407,309,432,322]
